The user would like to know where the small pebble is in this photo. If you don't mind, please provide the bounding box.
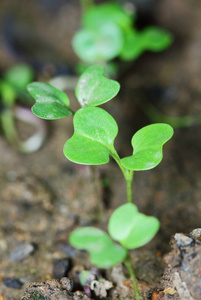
[174,233,193,248]
[9,243,36,262]
[53,258,71,279]
[2,278,24,289]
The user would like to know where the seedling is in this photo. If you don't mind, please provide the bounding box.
[73,1,172,73]
[28,65,173,201]
[70,203,160,300]
[27,65,173,299]
[0,64,46,152]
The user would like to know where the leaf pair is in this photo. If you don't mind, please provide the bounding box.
[69,203,160,268]
[27,66,120,120]
[69,227,127,268]
[120,27,173,61]
[64,106,173,170]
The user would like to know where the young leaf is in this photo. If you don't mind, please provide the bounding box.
[72,23,124,65]
[4,64,34,90]
[142,26,173,52]
[27,82,72,120]
[120,29,144,61]
[121,123,173,170]
[63,107,118,165]
[108,203,160,249]
[69,227,127,268]
[76,66,120,107]
[82,2,133,31]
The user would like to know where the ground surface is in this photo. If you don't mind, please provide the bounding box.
[0,0,201,299]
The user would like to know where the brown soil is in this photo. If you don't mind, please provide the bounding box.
[0,1,201,299]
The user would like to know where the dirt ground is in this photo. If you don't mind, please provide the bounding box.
[0,0,201,299]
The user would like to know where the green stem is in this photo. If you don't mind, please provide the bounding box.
[110,148,134,203]
[80,0,94,14]
[125,170,134,203]
[0,108,20,148]
[139,100,201,128]
[124,254,141,300]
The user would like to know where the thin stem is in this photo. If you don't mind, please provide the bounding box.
[138,99,201,128]
[80,0,94,15]
[110,148,134,203]
[124,254,141,300]
[0,108,20,147]
[125,170,134,203]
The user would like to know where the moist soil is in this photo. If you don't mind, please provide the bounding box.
[1,0,201,299]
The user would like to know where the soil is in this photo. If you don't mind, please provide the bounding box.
[0,0,201,299]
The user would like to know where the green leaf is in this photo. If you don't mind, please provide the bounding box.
[120,29,144,61]
[69,227,127,268]
[63,107,118,165]
[83,2,134,31]
[76,66,120,106]
[72,23,124,64]
[4,64,34,90]
[108,203,160,249]
[121,123,173,171]
[27,82,72,120]
[142,26,173,52]
[0,80,16,107]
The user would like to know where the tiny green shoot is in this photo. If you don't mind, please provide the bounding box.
[0,64,45,153]
[70,203,160,300]
[73,1,173,71]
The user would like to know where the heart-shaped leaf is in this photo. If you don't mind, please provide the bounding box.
[69,227,127,268]
[72,23,124,65]
[63,107,118,165]
[121,123,173,170]
[108,203,160,249]
[76,66,120,107]
[27,82,72,120]
[142,26,173,52]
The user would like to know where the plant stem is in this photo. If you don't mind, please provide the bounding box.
[124,254,141,300]
[125,170,134,203]
[80,0,94,14]
[138,100,201,128]
[0,108,20,148]
[110,148,134,203]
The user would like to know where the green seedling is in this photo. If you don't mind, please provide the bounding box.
[28,65,173,202]
[0,64,47,152]
[73,1,172,73]
[28,65,173,299]
[70,203,160,300]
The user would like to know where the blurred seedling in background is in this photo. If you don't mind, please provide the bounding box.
[0,64,47,152]
[73,1,173,75]
[27,65,173,299]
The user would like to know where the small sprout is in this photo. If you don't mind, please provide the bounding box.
[27,82,72,120]
[72,2,172,69]
[70,203,160,300]
[121,123,174,171]
[63,107,118,165]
